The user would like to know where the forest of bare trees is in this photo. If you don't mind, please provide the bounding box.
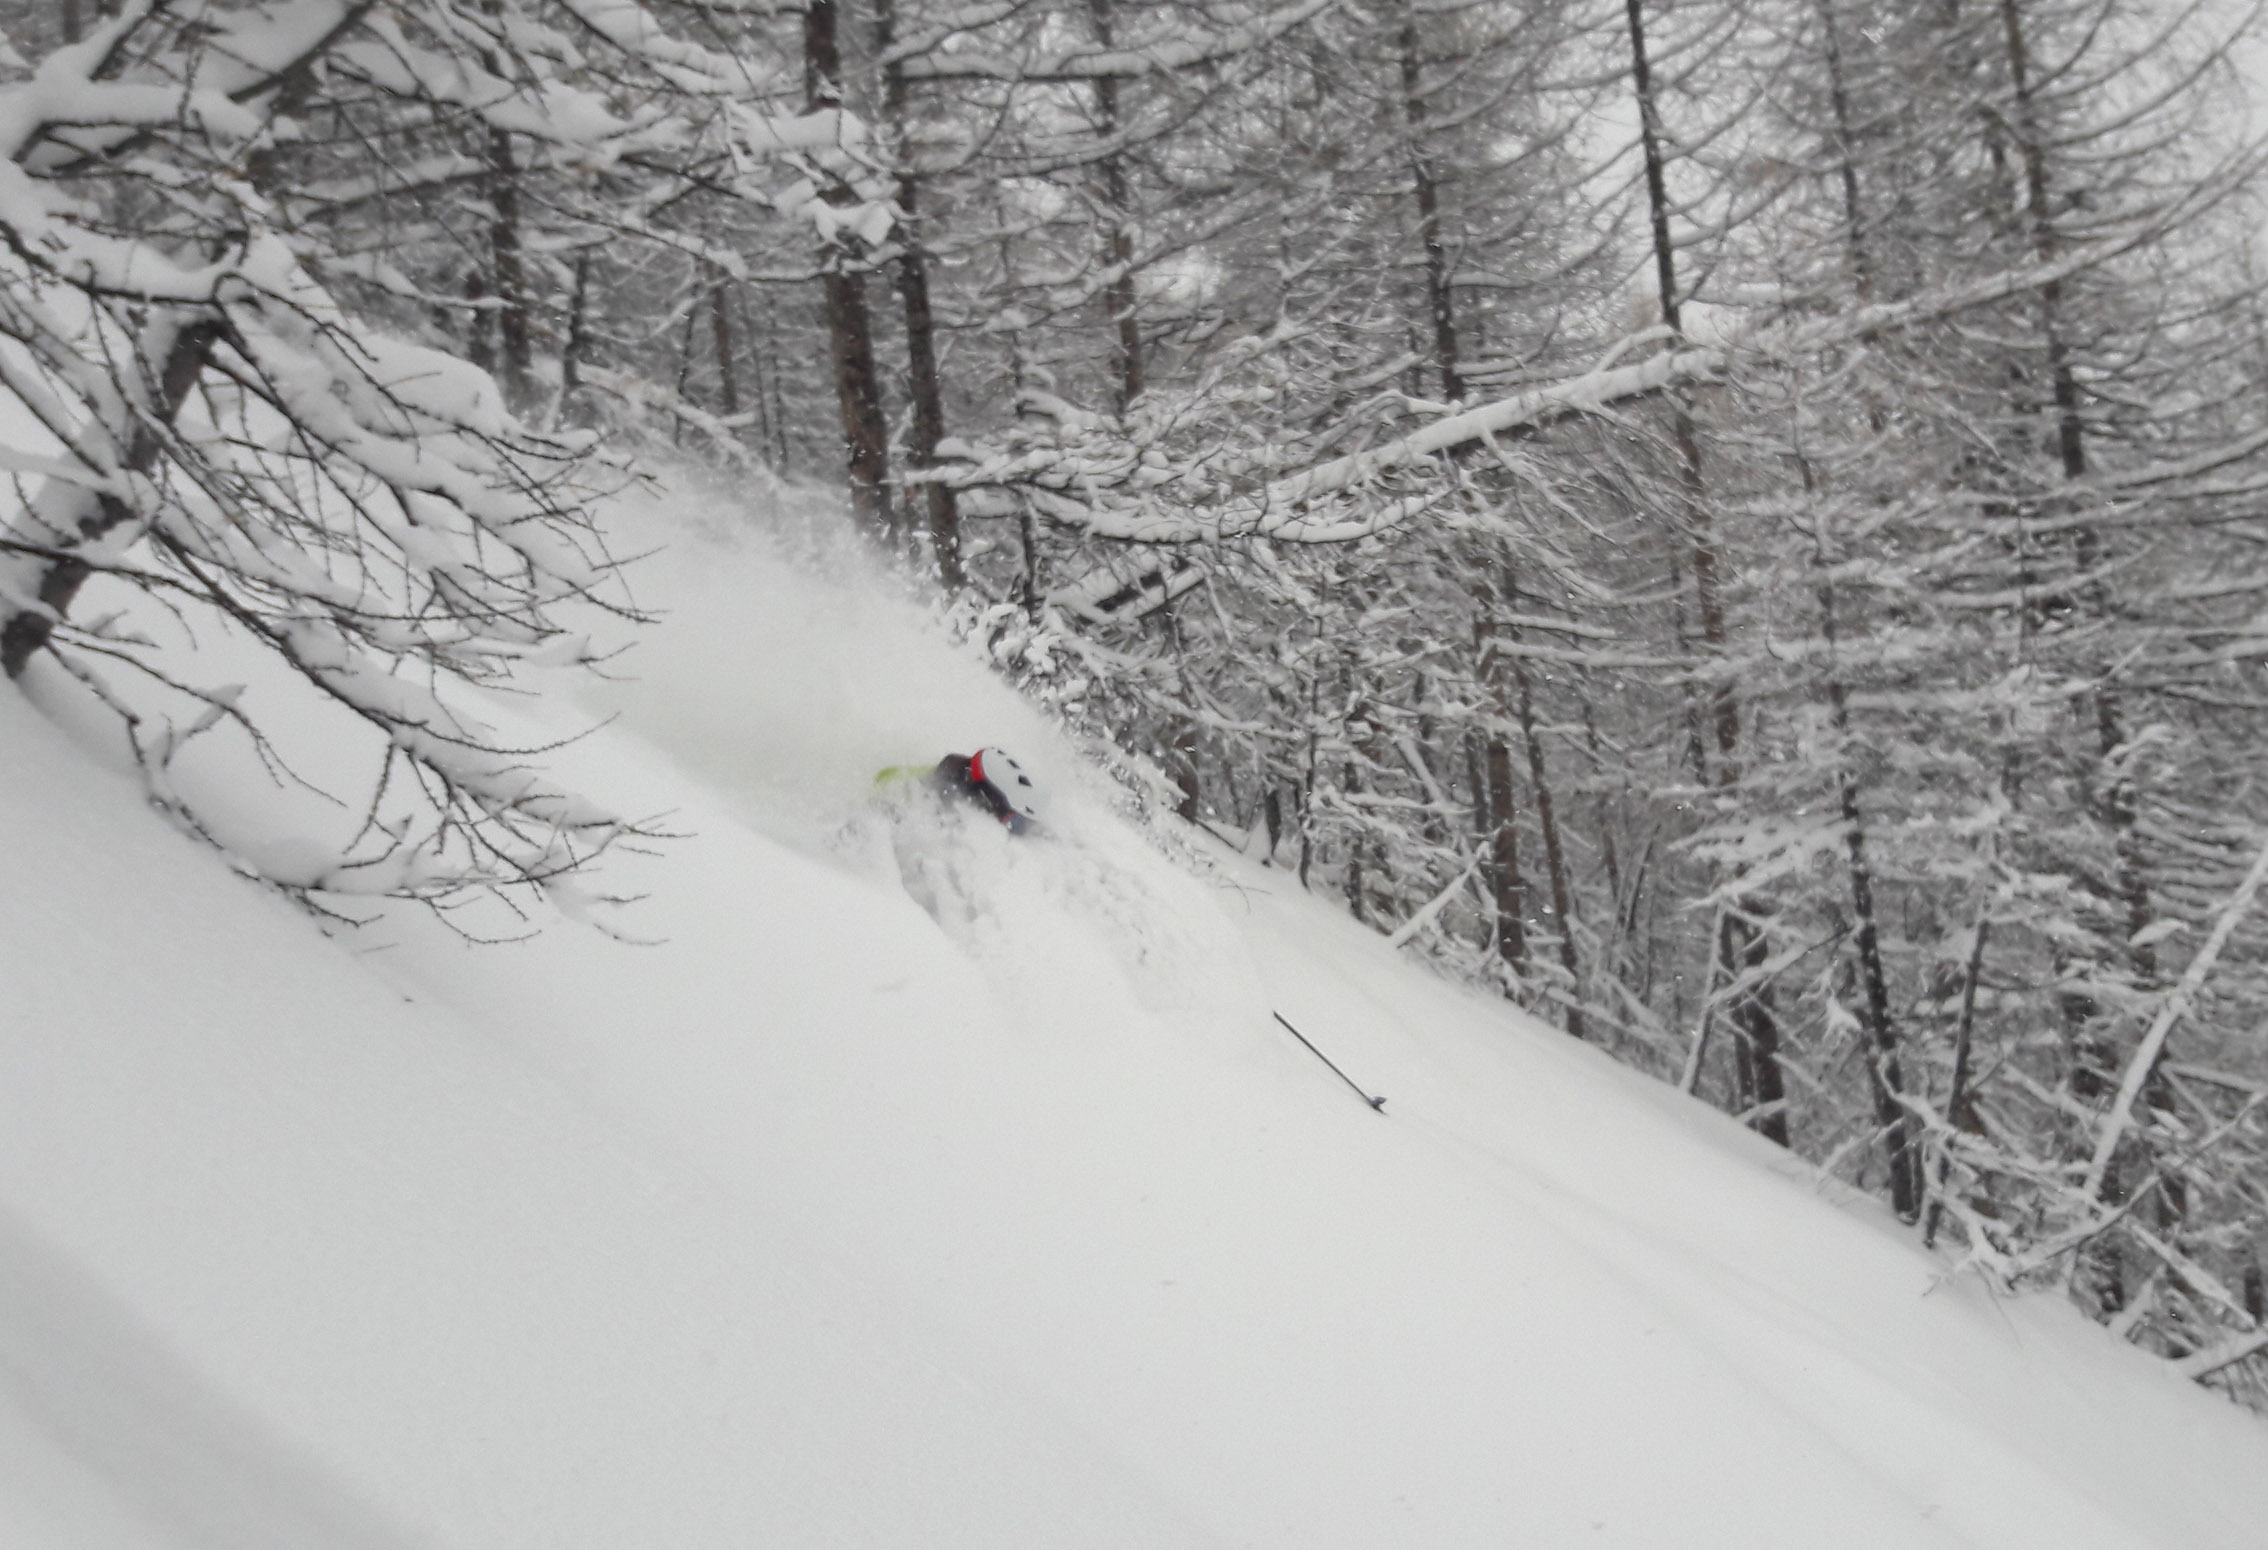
[7,0,2268,1404]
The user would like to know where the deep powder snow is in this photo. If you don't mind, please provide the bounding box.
[3,475,2266,1548]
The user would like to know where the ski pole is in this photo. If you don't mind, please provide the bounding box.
[1271,1011,1387,1113]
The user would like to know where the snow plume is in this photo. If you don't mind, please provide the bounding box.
[575,463,1085,852]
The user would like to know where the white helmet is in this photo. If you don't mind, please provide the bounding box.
[969,747,1043,832]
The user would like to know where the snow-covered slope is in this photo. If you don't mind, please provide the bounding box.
[5,477,2266,1549]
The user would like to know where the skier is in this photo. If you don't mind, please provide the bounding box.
[875,747,1045,835]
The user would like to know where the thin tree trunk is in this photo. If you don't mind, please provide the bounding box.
[732,287,773,461]
[478,77,534,412]
[1805,450,1919,1217]
[1297,735,1315,887]
[807,0,897,542]
[1172,725,1202,822]
[1825,623,1920,1218]
[1816,0,1874,301]
[896,176,962,587]
[1581,701,1641,1003]
[1169,606,1201,821]
[558,247,591,418]
[1466,725,1490,888]
[1397,3,1460,401]
[1721,913,1788,1140]
[671,301,697,446]
[2000,0,2152,985]
[820,269,894,538]
[1476,598,1528,983]
[757,291,790,471]
[1510,623,1583,1036]
[1626,0,1786,1137]
[708,275,740,419]
[1410,667,1449,848]
[2,320,221,677]
[1090,0,1142,413]
[1924,917,1992,1249]
[2000,0,2168,1260]
[465,266,493,374]
[1625,0,1735,765]
[1485,733,1527,977]
[1344,688,1371,926]
[876,0,963,588]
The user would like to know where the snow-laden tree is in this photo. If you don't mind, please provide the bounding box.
[0,0,866,908]
[1658,0,2268,1367]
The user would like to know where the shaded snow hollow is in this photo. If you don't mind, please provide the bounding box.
[4,476,2267,1549]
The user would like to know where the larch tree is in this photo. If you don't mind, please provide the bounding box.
[0,0,858,907]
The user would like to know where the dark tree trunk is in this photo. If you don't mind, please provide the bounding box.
[1169,608,1201,821]
[558,248,592,417]
[1090,0,1142,413]
[1721,913,1789,1143]
[2001,0,2169,1264]
[1172,729,1201,822]
[1397,4,1460,401]
[1834,691,1921,1219]
[2001,0,2151,971]
[1924,919,1992,1248]
[820,268,894,541]
[1804,450,1919,1217]
[1474,576,1529,985]
[807,0,897,542]
[486,127,534,412]
[1410,668,1448,848]
[1343,728,1369,925]
[3,321,221,678]
[1511,627,1582,1036]
[709,276,740,419]
[754,290,790,471]
[894,176,962,588]
[671,301,697,445]
[1815,0,1874,300]
[464,266,493,374]
[733,287,773,460]
[876,0,963,588]
[1485,734,1528,978]
[1582,704,1625,923]
[1626,0,1786,1137]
